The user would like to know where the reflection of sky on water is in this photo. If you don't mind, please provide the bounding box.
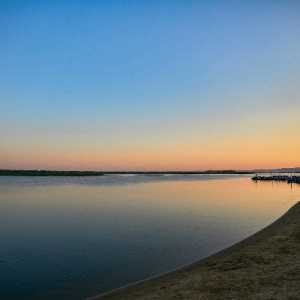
[0,175,299,299]
[0,173,249,187]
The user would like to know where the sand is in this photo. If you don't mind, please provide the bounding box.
[88,201,300,299]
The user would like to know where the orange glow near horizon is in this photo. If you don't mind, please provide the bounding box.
[1,104,299,171]
[1,128,299,171]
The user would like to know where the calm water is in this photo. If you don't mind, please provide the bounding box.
[0,174,299,299]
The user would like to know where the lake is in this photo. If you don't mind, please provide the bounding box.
[0,174,299,299]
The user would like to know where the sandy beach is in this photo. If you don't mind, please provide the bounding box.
[89,201,300,300]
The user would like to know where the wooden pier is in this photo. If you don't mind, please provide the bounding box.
[252,175,300,184]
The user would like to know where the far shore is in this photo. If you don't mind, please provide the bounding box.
[0,169,250,176]
[88,201,300,300]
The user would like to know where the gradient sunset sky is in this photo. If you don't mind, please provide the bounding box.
[1,1,300,171]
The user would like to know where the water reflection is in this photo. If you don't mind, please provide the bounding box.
[0,175,299,299]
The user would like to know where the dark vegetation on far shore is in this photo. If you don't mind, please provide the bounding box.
[0,169,250,176]
[0,170,105,176]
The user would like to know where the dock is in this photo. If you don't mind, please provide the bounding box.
[252,174,300,184]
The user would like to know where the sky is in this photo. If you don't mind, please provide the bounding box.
[1,0,300,171]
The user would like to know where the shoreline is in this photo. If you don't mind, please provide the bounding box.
[88,201,300,299]
[0,169,250,176]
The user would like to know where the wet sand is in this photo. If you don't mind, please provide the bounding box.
[89,201,300,299]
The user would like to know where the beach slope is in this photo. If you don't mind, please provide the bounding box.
[89,201,300,299]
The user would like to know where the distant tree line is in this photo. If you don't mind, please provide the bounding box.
[0,170,105,176]
[0,169,250,176]
[203,170,239,174]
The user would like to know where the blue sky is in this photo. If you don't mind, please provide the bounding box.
[1,1,300,170]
